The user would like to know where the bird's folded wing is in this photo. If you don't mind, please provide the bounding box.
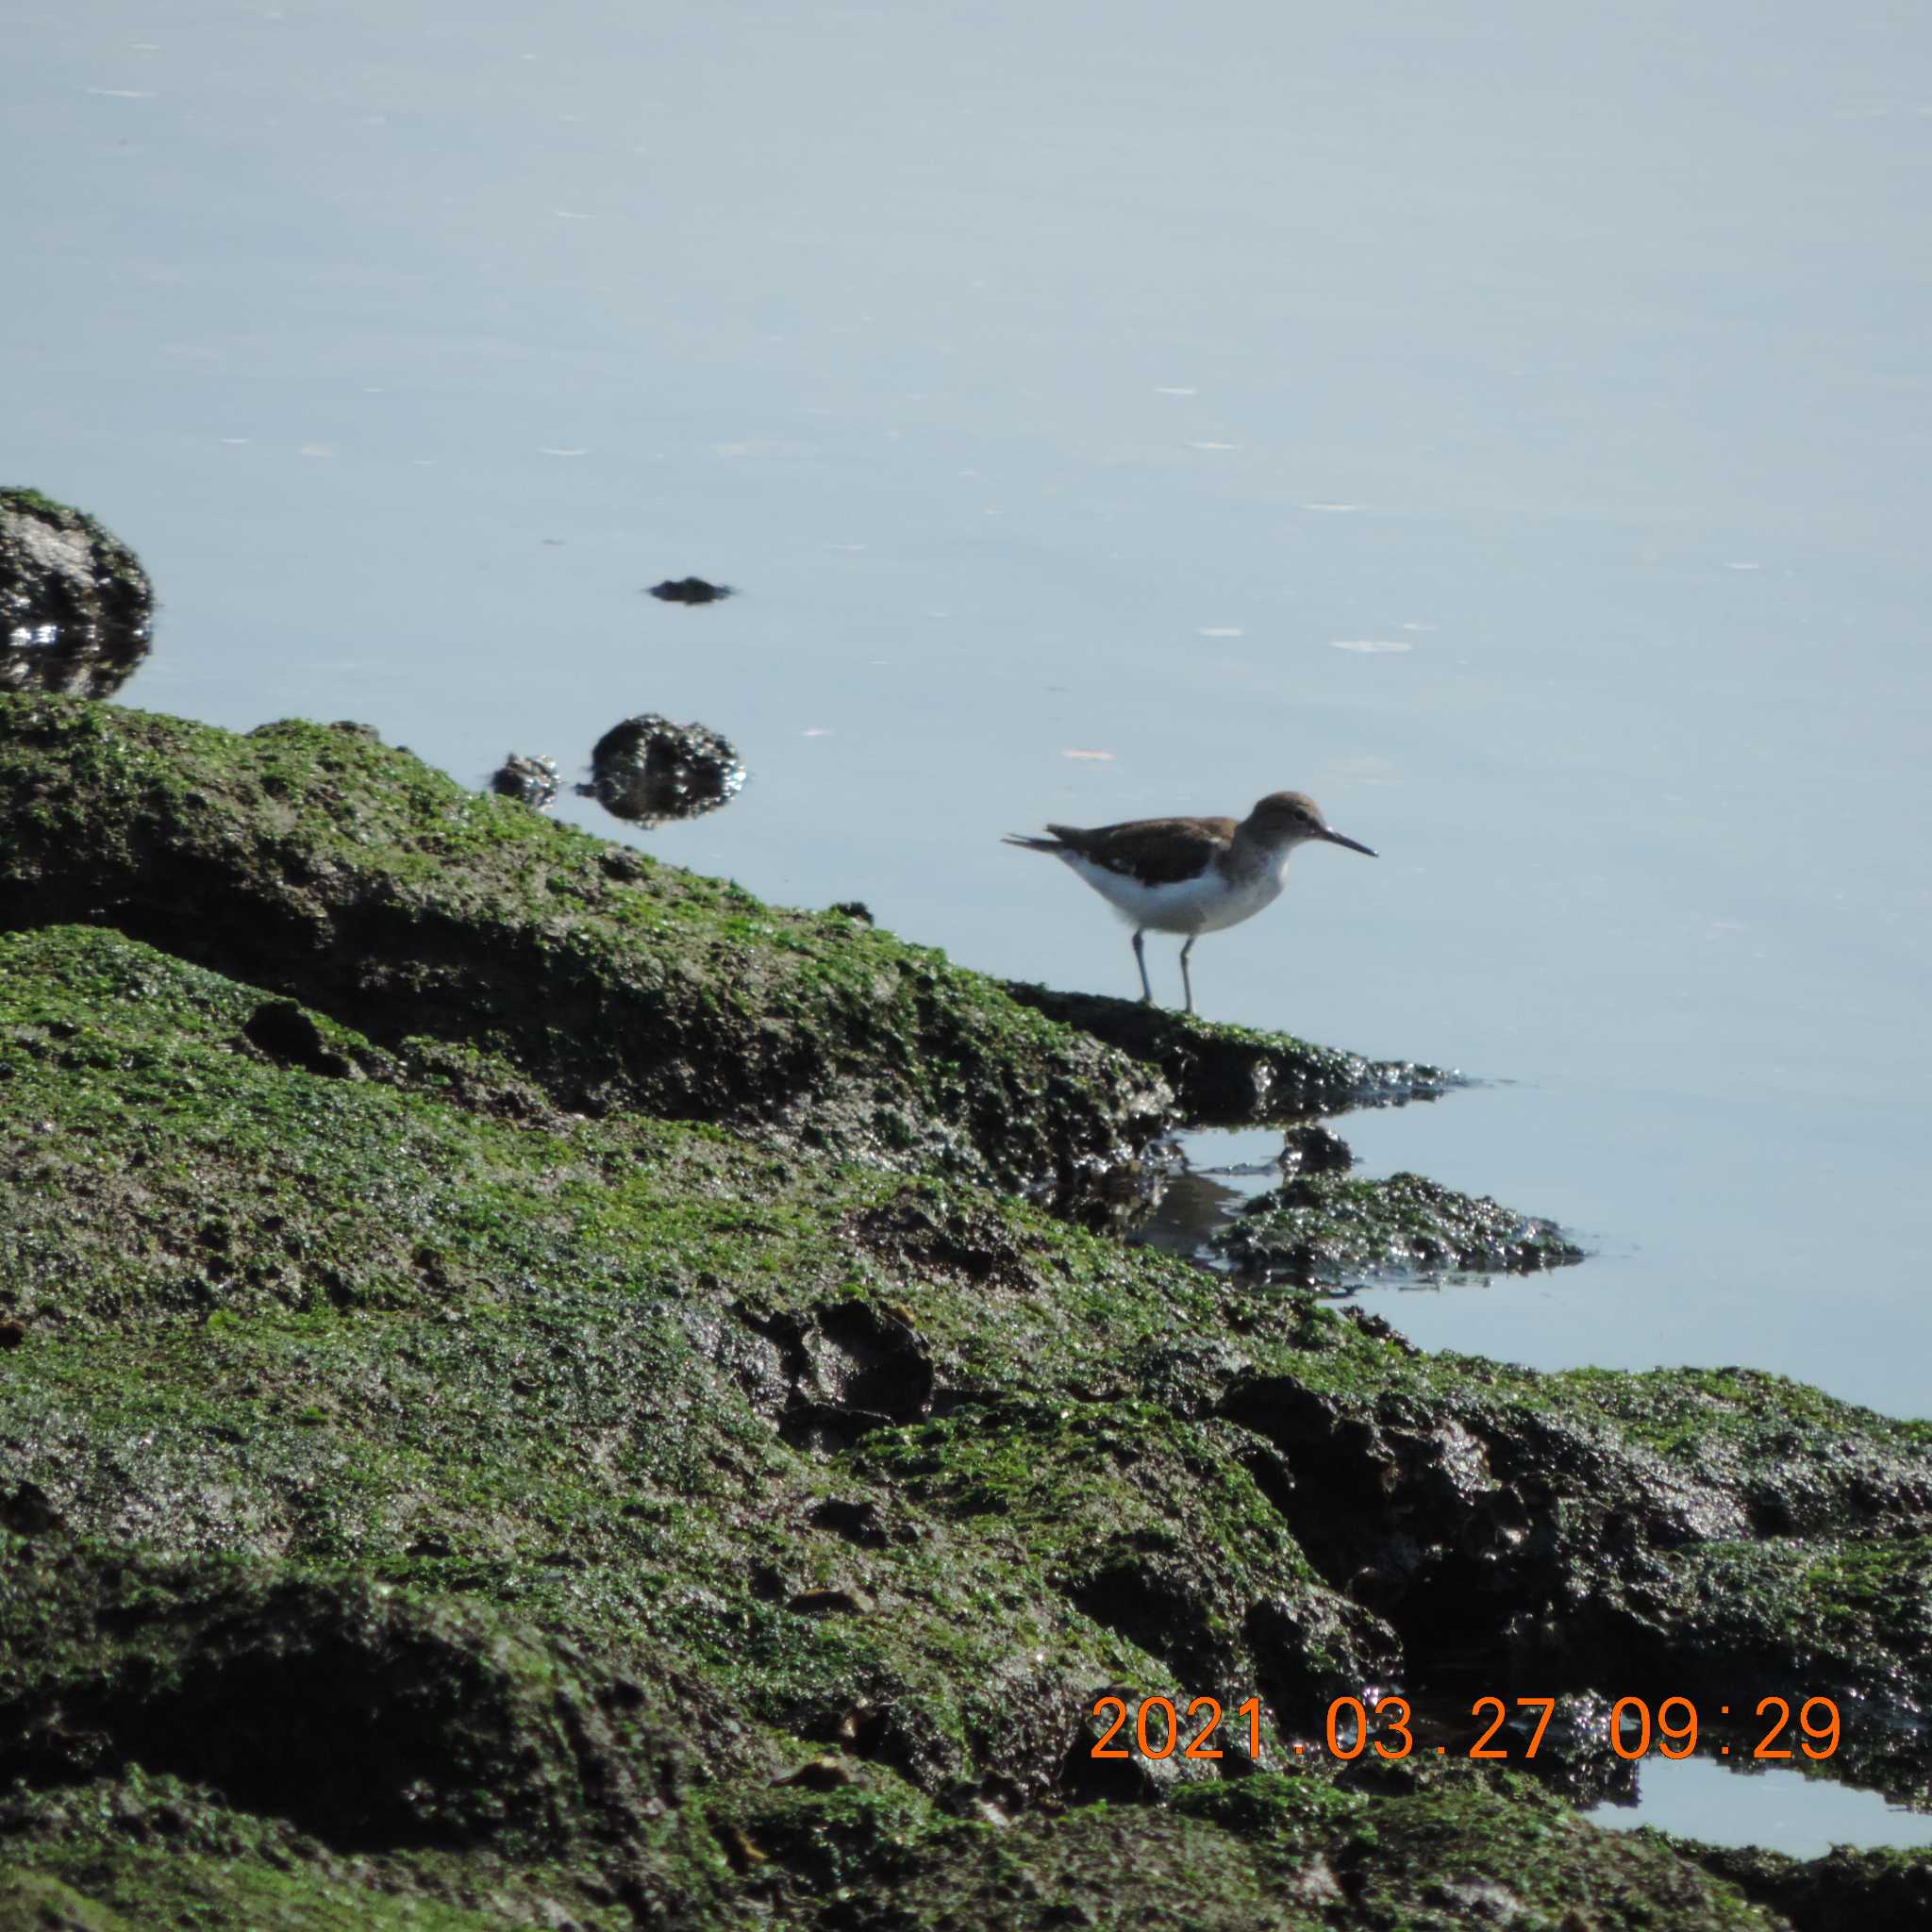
[1045,816,1238,885]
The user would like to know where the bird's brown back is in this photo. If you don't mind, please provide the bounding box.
[1043,815,1239,886]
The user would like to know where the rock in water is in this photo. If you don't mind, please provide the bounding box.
[647,575,733,604]
[1,489,154,698]
[579,713,745,825]
[489,752,559,809]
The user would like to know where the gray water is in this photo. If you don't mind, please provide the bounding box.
[1591,1755,1932,1861]
[8,0,1931,1853]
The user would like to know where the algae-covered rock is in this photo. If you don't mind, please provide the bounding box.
[0,1769,582,1928]
[0,925,1397,1913]
[0,1541,691,1861]
[1217,1356,1932,1778]
[757,1772,1780,1930]
[3,697,1930,1926]
[0,696,1168,1194]
[1689,1837,1932,1930]
[0,491,152,701]
[0,1866,138,1930]
[487,751,558,810]
[1214,1170,1584,1285]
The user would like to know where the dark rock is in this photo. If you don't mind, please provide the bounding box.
[647,576,734,604]
[1487,1688,1636,1806]
[829,901,874,924]
[1278,1123,1353,1174]
[787,1588,876,1618]
[0,1482,62,1537]
[0,490,153,700]
[773,1757,854,1789]
[808,1497,891,1547]
[759,1297,938,1451]
[241,1000,354,1078]
[576,712,745,825]
[488,752,558,810]
[1003,982,1455,1124]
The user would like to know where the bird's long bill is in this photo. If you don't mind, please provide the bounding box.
[1324,828,1377,857]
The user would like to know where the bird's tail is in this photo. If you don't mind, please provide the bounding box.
[1001,833,1065,853]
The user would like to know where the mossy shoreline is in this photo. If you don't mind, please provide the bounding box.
[2,691,1928,1929]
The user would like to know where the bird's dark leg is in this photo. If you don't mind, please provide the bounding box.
[1179,935,1197,1015]
[1131,929,1153,1005]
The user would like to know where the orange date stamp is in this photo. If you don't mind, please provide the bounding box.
[1090,1693,1841,1763]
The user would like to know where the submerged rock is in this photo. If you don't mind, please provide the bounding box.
[0,489,153,699]
[1215,1170,1584,1285]
[578,711,745,824]
[1278,1123,1354,1174]
[647,575,733,603]
[488,751,558,809]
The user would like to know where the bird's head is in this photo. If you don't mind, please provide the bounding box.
[1245,791,1376,856]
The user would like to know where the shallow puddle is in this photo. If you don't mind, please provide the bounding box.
[1139,1118,1571,1291]
[1589,1755,1932,1858]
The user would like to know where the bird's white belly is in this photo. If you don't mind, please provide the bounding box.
[1060,852,1288,935]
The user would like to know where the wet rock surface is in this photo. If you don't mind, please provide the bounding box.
[0,696,1927,1928]
[1277,1122,1354,1174]
[1003,981,1456,1123]
[578,711,746,824]
[1214,1170,1584,1285]
[488,751,558,809]
[0,490,153,700]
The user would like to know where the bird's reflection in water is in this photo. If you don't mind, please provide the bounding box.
[1133,1132,1285,1263]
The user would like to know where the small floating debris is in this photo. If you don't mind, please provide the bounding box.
[577,714,745,826]
[489,753,559,810]
[648,575,734,604]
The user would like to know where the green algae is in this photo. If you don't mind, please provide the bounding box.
[0,1769,622,1929]
[803,1771,1780,1930]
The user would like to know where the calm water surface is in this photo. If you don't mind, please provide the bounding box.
[8,0,1931,1848]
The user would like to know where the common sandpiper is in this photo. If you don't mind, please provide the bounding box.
[1004,791,1374,1014]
